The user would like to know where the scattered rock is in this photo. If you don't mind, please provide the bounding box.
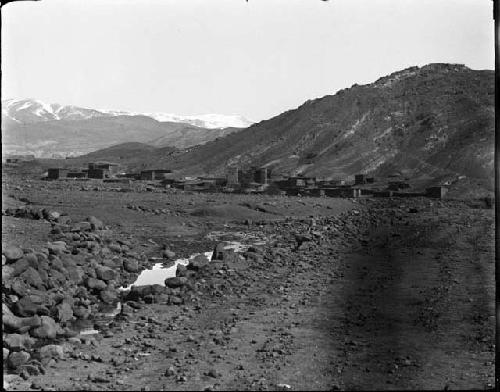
[30,316,58,339]
[188,254,209,271]
[3,246,24,262]
[123,259,139,273]
[165,366,176,377]
[100,289,119,304]
[7,351,31,369]
[39,344,65,360]
[4,334,36,351]
[95,266,117,282]
[165,277,188,288]
[87,216,104,230]
[86,277,107,291]
[163,249,176,259]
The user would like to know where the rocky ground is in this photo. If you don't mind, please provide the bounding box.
[2,177,495,390]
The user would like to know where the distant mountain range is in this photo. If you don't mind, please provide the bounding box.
[100,63,492,191]
[2,98,253,129]
[1,98,252,157]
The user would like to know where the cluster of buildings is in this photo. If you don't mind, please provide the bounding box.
[45,162,448,199]
[47,162,121,180]
[3,154,36,164]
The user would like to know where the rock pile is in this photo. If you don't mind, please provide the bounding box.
[2,214,151,379]
[2,206,66,223]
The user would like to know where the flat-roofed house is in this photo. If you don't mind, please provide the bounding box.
[426,186,448,199]
[140,169,173,181]
[47,168,70,179]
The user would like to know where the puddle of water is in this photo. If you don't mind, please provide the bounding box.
[74,240,266,335]
[122,251,213,290]
[122,239,267,291]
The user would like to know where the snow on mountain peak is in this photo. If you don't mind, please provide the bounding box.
[2,98,254,129]
[145,112,253,129]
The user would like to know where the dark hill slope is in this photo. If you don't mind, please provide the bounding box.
[67,142,177,172]
[149,64,493,186]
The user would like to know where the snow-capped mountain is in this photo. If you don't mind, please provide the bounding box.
[143,113,253,129]
[2,98,254,129]
[2,98,111,123]
[2,98,252,158]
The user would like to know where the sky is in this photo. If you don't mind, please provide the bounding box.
[1,0,495,122]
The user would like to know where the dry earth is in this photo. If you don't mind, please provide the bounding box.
[2,178,495,391]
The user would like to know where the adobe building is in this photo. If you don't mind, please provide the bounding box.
[47,168,70,180]
[5,154,35,164]
[226,167,239,185]
[88,168,108,179]
[237,169,255,186]
[287,177,307,188]
[88,162,119,176]
[323,187,361,198]
[67,171,88,179]
[140,169,173,181]
[388,181,411,191]
[426,186,448,199]
[373,190,394,197]
[254,168,268,184]
[199,177,227,186]
[354,174,367,185]
[286,176,317,188]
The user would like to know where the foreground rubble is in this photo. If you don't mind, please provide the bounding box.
[2,184,495,390]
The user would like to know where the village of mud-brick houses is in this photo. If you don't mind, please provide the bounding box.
[40,160,448,199]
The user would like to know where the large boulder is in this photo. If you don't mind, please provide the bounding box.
[47,211,61,222]
[108,244,122,253]
[2,265,16,282]
[66,265,84,284]
[87,216,104,230]
[187,254,209,271]
[10,278,29,297]
[86,277,107,291]
[57,215,71,225]
[3,304,42,334]
[163,249,176,259]
[95,266,116,282]
[100,289,119,304]
[20,267,44,289]
[7,351,31,370]
[3,246,24,263]
[47,241,67,255]
[164,277,187,288]
[4,334,36,351]
[123,259,139,273]
[22,253,39,268]
[72,305,91,319]
[48,256,64,272]
[126,284,166,301]
[30,316,58,339]
[13,296,49,317]
[72,221,92,232]
[55,301,73,323]
[176,264,187,277]
[39,344,65,360]
[10,258,30,276]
